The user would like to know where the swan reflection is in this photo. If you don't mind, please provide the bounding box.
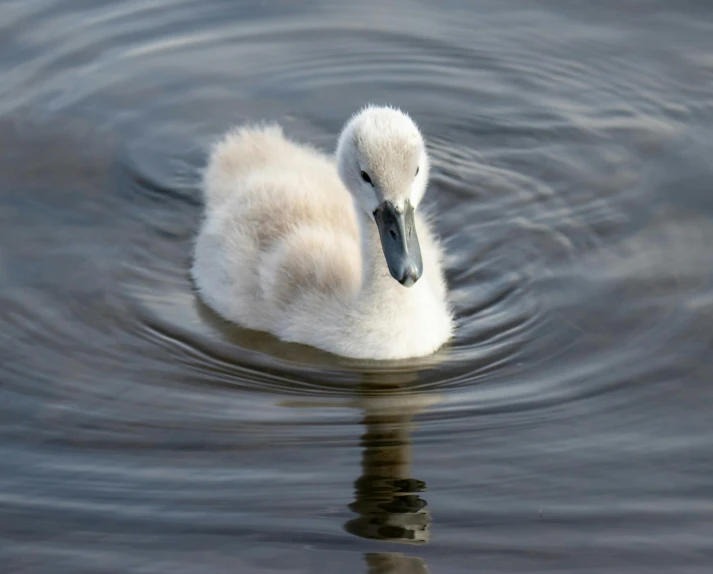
[345,383,439,545]
[282,376,439,574]
[363,552,431,574]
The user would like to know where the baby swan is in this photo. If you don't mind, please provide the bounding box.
[192,106,454,359]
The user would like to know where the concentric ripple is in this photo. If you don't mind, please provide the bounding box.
[1,0,713,572]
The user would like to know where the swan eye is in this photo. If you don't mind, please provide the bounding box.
[360,171,373,186]
[415,166,420,177]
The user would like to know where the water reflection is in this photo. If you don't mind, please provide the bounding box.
[285,378,438,570]
[364,552,431,574]
[3,0,713,571]
[345,381,437,545]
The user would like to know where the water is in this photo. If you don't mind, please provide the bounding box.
[1,0,713,572]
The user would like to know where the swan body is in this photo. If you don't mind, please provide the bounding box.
[192,106,453,359]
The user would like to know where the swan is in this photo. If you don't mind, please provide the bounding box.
[191,105,454,359]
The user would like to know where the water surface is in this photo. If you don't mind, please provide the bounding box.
[1,0,713,572]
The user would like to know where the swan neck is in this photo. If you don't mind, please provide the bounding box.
[356,207,392,286]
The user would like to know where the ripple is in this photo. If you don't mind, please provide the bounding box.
[2,0,713,571]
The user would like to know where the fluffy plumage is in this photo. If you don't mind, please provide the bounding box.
[192,106,454,359]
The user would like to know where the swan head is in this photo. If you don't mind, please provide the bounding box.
[336,105,429,287]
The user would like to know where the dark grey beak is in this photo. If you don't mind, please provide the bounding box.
[373,200,423,287]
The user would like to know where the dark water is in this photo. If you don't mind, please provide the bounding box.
[2,0,713,572]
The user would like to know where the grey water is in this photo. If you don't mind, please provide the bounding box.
[1,0,713,572]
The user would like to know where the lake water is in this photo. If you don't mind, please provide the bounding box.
[1,1,713,572]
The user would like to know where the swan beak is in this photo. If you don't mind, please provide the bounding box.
[373,200,423,287]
